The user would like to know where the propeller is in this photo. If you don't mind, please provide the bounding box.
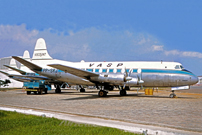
[123,68,132,89]
[137,68,144,93]
[137,68,144,84]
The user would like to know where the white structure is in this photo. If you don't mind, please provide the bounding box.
[0,57,23,88]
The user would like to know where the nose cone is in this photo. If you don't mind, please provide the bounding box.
[191,76,198,85]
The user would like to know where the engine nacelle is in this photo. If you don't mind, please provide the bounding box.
[90,74,138,86]
[126,78,138,86]
[91,74,125,83]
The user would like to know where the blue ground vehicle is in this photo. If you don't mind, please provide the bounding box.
[23,80,51,95]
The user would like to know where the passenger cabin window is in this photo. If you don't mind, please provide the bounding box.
[86,69,93,72]
[117,69,122,73]
[95,69,99,73]
[126,69,130,73]
[133,69,137,73]
[102,69,107,73]
[109,69,114,73]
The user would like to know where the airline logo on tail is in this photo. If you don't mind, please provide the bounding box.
[32,38,52,60]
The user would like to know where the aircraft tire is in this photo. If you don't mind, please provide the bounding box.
[80,88,85,92]
[98,90,107,97]
[45,88,48,94]
[169,93,176,98]
[27,91,31,95]
[120,90,127,96]
[38,89,43,95]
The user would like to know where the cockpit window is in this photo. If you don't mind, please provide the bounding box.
[175,65,180,69]
[180,65,184,69]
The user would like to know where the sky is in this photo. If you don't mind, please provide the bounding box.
[0,0,202,75]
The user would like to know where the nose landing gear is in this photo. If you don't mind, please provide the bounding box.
[169,90,177,98]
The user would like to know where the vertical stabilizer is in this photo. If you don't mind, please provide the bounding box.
[9,59,18,69]
[32,38,53,60]
[7,58,20,74]
[23,50,31,61]
[20,50,32,72]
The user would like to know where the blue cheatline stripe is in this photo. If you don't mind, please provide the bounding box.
[140,69,195,76]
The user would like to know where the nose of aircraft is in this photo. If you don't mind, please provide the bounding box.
[191,75,198,85]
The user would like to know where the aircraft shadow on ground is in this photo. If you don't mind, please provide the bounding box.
[16,90,195,99]
[61,93,194,100]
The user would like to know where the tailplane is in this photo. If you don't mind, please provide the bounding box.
[32,38,53,60]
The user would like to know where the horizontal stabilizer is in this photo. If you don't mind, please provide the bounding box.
[48,64,99,79]
[4,65,26,75]
[12,56,42,71]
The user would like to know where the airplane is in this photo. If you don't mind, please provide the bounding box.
[12,55,198,98]
[0,51,67,93]
[11,38,198,97]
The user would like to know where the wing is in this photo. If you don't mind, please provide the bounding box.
[12,56,42,71]
[48,64,99,79]
[4,65,26,75]
[10,74,50,81]
[0,70,33,82]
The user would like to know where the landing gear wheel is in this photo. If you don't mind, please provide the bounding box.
[45,88,48,94]
[120,90,127,96]
[55,89,61,93]
[98,90,107,97]
[55,85,61,93]
[80,88,85,92]
[38,89,43,95]
[27,91,31,95]
[169,91,176,98]
[169,93,176,98]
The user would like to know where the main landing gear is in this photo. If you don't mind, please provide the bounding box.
[169,90,177,98]
[55,85,61,93]
[119,86,127,96]
[98,90,108,97]
[120,89,127,96]
[80,88,85,92]
[79,85,85,92]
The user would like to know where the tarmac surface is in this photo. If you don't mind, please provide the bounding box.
[0,86,202,134]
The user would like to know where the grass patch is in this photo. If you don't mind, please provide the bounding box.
[0,110,140,135]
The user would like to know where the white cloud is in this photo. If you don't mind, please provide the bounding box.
[164,50,180,56]
[152,45,164,51]
[164,49,202,58]
[0,24,38,45]
[182,51,202,58]
[1,24,202,62]
[0,24,38,57]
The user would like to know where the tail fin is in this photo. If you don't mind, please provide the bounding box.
[20,50,32,72]
[23,50,31,61]
[32,38,53,60]
[9,58,18,69]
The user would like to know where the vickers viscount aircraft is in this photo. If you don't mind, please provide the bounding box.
[12,55,198,97]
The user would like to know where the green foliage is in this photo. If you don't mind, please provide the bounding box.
[0,110,139,135]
